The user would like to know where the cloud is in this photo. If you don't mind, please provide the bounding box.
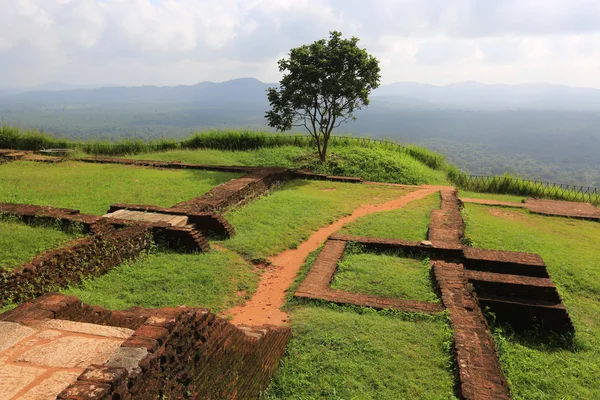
[1,0,600,87]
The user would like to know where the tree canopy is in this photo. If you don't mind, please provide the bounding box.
[265,31,380,161]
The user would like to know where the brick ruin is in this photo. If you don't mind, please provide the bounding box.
[0,153,588,399]
[1,293,291,399]
[294,188,575,400]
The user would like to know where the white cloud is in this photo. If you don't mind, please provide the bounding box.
[1,0,600,87]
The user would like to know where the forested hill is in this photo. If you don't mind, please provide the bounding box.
[1,79,599,187]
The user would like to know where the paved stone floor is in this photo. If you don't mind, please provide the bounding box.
[0,320,133,400]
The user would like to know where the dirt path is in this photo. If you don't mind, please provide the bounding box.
[224,186,449,326]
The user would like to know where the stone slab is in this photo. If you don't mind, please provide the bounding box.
[17,337,124,368]
[37,319,134,339]
[20,371,82,400]
[0,362,46,400]
[0,321,36,352]
[105,346,149,374]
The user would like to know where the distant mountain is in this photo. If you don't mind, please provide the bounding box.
[9,78,274,105]
[372,81,600,110]
[7,78,600,110]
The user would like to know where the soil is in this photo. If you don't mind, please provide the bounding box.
[224,186,448,326]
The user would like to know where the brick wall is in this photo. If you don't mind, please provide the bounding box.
[0,223,151,305]
[1,294,292,400]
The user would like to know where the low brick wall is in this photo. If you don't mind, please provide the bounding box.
[1,294,292,400]
[173,168,294,213]
[76,157,250,173]
[0,223,151,305]
[292,171,364,183]
[0,202,101,232]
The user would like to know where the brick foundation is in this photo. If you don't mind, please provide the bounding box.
[294,239,443,314]
[1,293,292,400]
[0,223,151,305]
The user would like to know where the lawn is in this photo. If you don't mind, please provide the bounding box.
[128,144,449,185]
[464,204,600,399]
[62,247,258,313]
[0,217,81,271]
[331,252,438,302]
[0,161,241,215]
[337,192,440,241]
[458,190,526,203]
[265,304,456,400]
[219,180,412,261]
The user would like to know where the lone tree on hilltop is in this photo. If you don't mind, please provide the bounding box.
[265,31,380,162]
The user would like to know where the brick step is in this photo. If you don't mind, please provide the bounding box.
[477,294,574,333]
[463,248,549,277]
[466,270,561,303]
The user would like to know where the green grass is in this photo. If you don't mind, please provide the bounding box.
[0,161,241,215]
[338,192,440,241]
[459,190,525,203]
[331,252,438,302]
[0,217,81,271]
[219,180,412,261]
[464,204,600,399]
[62,248,258,313]
[265,304,457,400]
[129,144,449,185]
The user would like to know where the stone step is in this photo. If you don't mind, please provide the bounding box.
[103,210,189,227]
[466,270,561,303]
[477,294,574,333]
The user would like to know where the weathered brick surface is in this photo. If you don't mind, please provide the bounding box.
[433,261,511,400]
[292,171,363,183]
[108,204,236,237]
[173,168,293,213]
[294,239,443,314]
[0,202,101,232]
[3,294,291,400]
[329,234,464,259]
[0,223,151,305]
[524,198,600,221]
[74,157,250,173]
[428,189,464,247]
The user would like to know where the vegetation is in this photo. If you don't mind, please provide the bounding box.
[0,216,82,271]
[338,192,440,240]
[63,247,257,313]
[265,302,456,399]
[266,31,380,162]
[0,161,241,215]
[464,203,600,399]
[220,180,411,262]
[332,251,438,302]
[455,173,599,206]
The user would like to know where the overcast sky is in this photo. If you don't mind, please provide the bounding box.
[2,0,600,88]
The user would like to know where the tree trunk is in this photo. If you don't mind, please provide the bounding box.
[320,137,329,162]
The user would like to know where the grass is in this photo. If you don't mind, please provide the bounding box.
[219,180,412,262]
[0,161,241,215]
[464,204,600,399]
[130,144,449,185]
[338,192,440,241]
[62,247,258,313]
[0,217,81,271]
[331,252,438,302]
[459,190,526,203]
[264,304,457,400]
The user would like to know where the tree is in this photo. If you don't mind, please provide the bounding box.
[265,31,380,162]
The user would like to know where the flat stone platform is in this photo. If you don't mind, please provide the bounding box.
[0,320,133,400]
[103,209,189,226]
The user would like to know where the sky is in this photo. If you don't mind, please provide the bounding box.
[2,0,600,88]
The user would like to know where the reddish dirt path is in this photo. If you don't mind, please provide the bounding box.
[224,185,450,326]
